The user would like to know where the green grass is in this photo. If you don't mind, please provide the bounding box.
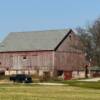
[0,83,100,100]
[61,80,100,89]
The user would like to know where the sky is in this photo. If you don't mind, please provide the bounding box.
[0,0,100,41]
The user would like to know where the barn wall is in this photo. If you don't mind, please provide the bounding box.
[0,51,54,72]
[54,52,86,71]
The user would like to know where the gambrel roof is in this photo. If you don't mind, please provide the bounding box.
[0,29,71,52]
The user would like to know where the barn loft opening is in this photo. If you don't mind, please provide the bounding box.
[69,35,72,40]
[23,56,27,59]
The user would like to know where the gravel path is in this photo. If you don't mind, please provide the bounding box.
[78,77,100,82]
[32,83,66,86]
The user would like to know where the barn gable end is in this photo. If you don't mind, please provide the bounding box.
[54,30,86,79]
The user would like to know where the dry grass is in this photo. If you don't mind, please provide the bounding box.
[0,84,100,100]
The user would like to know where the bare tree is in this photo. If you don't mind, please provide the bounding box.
[76,17,100,66]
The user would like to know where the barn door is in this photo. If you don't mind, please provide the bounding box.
[64,71,72,80]
[13,56,22,69]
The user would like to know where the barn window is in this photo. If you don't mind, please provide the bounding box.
[69,35,72,40]
[23,56,27,59]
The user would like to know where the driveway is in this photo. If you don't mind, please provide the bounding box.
[32,82,66,86]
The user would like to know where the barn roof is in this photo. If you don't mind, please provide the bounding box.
[0,29,71,52]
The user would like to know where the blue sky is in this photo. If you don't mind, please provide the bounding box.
[0,0,100,41]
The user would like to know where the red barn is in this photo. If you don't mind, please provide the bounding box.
[0,29,86,79]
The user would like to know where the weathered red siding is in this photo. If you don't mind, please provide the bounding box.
[0,51,54,71]
[54,52,86,70]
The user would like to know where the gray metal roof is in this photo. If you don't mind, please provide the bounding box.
[0,29,70,52]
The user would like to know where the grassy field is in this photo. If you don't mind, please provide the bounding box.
[0,83,100,100]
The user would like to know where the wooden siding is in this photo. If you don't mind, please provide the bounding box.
[0,51,54,71]
[55,52,86,71]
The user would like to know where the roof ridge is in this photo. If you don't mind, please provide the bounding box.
[9,28,71,34]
